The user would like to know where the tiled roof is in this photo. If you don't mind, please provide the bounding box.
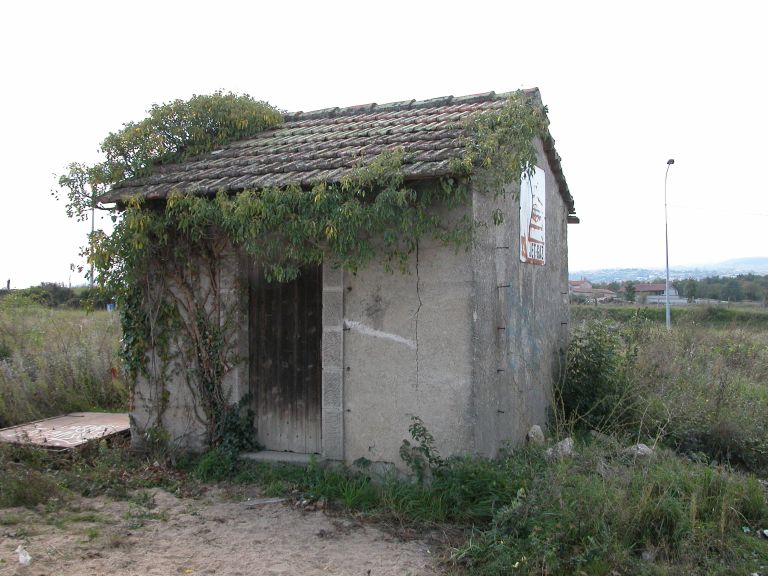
[101,89,574,214]
[634,283,668,292]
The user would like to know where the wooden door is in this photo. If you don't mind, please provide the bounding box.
[249,265,322,453]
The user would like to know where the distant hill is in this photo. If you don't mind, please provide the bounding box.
[570,258,768,284]
[718,257,768,270]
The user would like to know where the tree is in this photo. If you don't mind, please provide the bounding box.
[683,279,698,303]
[723,279,743,302]
[55,92,282,288]
[54,162,111,287]
[625,282,636,302]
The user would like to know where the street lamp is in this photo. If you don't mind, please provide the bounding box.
[665,158,675,330]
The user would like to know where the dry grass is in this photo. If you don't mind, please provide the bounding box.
[0,297,127,428]
[632,324,768,472]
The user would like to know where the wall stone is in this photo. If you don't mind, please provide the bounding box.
[129,238,247,454]
[341,203,475,468]
[495,138,570,450]
[321,260,345,459]
[340,140,570,468]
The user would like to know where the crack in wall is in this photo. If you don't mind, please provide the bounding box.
[415,242,422,389]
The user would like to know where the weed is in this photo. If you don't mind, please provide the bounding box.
[0,453,64,508]
[563,311,768,474]
[0,513,24,525]
[399,416,444,479]
[633,326,768,472]
[452,443,768,575]
[0,301,127,428]
[557,319,641,434]
[124,491,167,529]
[571,304,768,330]
[82,526,100,541]
[193,445,240,482]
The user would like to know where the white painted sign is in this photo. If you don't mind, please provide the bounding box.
[519,166,546,265]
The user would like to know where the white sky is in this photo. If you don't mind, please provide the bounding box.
[1,0,766,288]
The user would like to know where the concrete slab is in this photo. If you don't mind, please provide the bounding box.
[0,412,130,450]
[240,450,324,467]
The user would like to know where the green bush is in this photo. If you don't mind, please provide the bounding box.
[558,319,639,432]
[193,446,240,482]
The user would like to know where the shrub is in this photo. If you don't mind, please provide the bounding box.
[558,319,640,432]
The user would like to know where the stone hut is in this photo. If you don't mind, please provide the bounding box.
[103,89,578,469]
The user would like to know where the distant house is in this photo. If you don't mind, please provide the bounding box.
[103,89,578,469]
[630,283,687,305]
[569,279,616,302]
[569,279,592,294]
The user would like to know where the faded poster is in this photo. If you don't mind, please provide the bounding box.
[519,166,545,265]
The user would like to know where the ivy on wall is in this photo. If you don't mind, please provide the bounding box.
[59,90,549,450]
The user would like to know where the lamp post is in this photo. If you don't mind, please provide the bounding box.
[665,158,675,330]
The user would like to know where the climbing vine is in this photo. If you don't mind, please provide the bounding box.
[60,90,549,450]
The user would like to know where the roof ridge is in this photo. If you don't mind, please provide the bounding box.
[284,88,540,122]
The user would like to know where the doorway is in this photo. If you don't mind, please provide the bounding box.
[249,265,322,453]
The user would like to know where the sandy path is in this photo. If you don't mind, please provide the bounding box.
[0,487,441,576]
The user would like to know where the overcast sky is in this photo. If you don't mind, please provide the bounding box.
[1,0,766,288]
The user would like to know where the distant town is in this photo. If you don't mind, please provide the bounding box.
[568,258,768,305]
[569,257,768,285]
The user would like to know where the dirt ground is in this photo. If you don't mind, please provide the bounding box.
[0,486,442,576]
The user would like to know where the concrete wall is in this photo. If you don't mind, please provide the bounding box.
[341,206,476,467]
[470,139,570,457]
[339,139,570,467]
[130,241,249,452]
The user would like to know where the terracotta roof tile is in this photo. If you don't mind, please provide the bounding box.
[634,283,668,292]
[101,89,574,213]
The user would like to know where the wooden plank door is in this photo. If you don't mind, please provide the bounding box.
[249,265,322,453]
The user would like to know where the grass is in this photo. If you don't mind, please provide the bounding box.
[1,296,767,574]
[1,427,767,574]
[572,303,768,330]
[0,298,127,427]
[184,442,768,575]
[124,491,168,528]
[0,437,199,511]
[452,444,768,575]
[566,308,768,474]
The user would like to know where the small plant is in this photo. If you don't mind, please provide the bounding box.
[143,425,172,461]
[0,445,65,508]
[193,445,240,482]
[82,526,100,542]
[399,416,443,482]
[125,491,167,529]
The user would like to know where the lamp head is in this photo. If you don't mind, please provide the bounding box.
[667,159,675,165]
